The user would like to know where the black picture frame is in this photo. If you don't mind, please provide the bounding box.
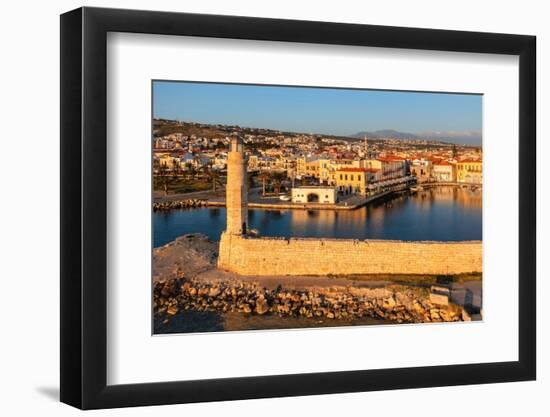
[60,6,536,410]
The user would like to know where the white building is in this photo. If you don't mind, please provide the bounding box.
[291,186,337,204]
[432,161,456,182]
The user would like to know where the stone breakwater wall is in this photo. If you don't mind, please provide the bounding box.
[153,199,208,211]
[218,233,482,276]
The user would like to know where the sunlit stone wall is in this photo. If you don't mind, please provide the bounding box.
[218,233,482,276]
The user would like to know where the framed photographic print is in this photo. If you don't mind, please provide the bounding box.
[60,6,536,409]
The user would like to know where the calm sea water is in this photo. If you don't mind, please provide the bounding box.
[153,187,482,248]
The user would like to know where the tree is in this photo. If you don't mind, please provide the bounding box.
[185,162,196,179]
[171,158,180,177]
[152,158,161,174]
[154,162,175,196]
[271,171,286,194]
[204,162,222,192]
[258,171,270,196]
[193,154,203,177]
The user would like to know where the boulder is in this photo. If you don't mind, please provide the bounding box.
[240,304,252,314]
[166,305,178,316]
[383,296,397,309]
[255,298,269,315]
[208,287,221,297]
[430,309,441,321]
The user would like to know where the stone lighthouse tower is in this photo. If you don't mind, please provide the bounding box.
[225,134,248,235]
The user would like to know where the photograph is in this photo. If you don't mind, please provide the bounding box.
[152,81,483,334]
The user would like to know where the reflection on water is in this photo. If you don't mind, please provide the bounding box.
[153,187,482,247]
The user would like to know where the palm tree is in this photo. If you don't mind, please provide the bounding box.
[258,171,270,196]
[205,162,222,192]
[185,162,193,179]
[154,162,173,196]
[184,162,195,179]
[271,171,286,194]
[171,159,180,177]
[152,158,161,174]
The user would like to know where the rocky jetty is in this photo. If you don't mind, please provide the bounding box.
[153,199,208,211]
[154,275,465,325]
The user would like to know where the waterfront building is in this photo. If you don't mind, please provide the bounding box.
[331,167,376,195]
[376,156,408,180]
[410,159,433,182]
[296,156,317,178]
[318,158,333,184]
[432,161,456,182]
[456,160,482,184]
[280,156,297,171]
[326,157,409,195]
[304,157,321,178]
[291,186,337,204]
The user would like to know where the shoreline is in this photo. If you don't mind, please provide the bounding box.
[153,182,482,211]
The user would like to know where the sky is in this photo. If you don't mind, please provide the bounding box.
[153,81,482,141]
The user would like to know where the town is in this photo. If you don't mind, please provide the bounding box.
[153,118,482,209]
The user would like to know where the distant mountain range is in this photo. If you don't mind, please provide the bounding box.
[350,129,482,145]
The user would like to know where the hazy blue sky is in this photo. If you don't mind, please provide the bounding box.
[153,81,482,138]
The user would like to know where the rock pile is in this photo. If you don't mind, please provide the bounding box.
[153,276,464,324]
[153,199,208,211]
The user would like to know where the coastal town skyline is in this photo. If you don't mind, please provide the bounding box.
[153,81,482,144]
